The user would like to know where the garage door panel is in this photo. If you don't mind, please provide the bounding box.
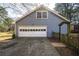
[19,32,46,37]
[18,26,47,37]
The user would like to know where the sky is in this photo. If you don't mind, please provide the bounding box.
[6,3,56,19]
[0,0,78,20]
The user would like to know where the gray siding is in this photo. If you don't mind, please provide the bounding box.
[16,8,67,37]
[61,24,67,34]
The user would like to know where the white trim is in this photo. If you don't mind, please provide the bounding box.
[18,25,47,27]
[36,11,48,19]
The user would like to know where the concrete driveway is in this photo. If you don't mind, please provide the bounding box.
[0,37,59,56]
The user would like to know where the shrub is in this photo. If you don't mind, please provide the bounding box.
[52,32,67,39]
[52,32,59,38]
[12,34,15,39]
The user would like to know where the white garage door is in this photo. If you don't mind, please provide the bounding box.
[18,26,47,37]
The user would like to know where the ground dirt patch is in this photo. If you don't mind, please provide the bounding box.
[49,38,75,56]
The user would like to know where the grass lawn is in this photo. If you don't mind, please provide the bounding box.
[0,32,12,41]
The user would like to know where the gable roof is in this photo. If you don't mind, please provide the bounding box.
[16,5,70,23]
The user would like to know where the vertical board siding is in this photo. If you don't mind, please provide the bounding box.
[16,8,67,37]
